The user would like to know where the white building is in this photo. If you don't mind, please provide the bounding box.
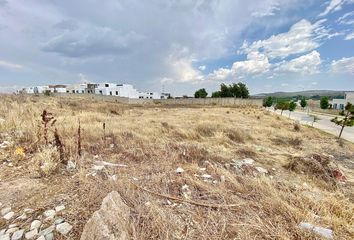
[331,92,354,110]
[48,85,67,93]
[138,91,160,99]
[66,83,87,94]
[24,87,35,94]
[95,83,140,98]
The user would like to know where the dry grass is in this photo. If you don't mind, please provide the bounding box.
[0,94,354,240]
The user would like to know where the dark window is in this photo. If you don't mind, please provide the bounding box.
[82,90,84,93]
[99,90,103,94]
[116,91,118,95]
[76,90,79,93]
[110,91,112,95]
[105,84,109,87]
[72,90,75,93]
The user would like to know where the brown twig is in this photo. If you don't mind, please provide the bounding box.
[131,182,243,209]
[78,119,82,157]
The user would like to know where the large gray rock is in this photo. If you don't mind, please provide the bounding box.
[80,191,132,240]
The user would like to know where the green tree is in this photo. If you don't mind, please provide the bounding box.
[300,97,307,109]
[211,91,221,98]
[263,96,273,109]
[230,83,241,98]
[331,103,354,139]
[220,83,232,97]
[276,101,289,116]
[238,82,249,98]
[194,88,208,98]
[320,96,329,109]
[288,101,297,117]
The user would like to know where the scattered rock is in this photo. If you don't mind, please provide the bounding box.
[94,161,127,168]
[54,218,65,225]
[110,175,117,181]
[299,222,333,239]
[23,209,34,214]
[175,167,184,174]
[44,232,53,240]
[30,220,42,230]
[16,213,27,220]
[55,205,65,212]
[5,227,18,234]
[181,184,191,199]
[8,224,17,229]
[43,210,55,218]
[201,174,212,179]
[38,225,54,237]
[1,207,11,216]
[255,167,269,174]
[25,228,38,239]
[11,229,24,240]
[92,165,105,171]
[80,191,132,240]
[0,233,10,240]
[36,236,45,240]
[220,175,225,183]
[66,161,76,171]
[231,158,255,167]
[3,212,14,220]
[56,222,72,235]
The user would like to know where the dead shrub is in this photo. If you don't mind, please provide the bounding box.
[285,154,337,186]
[169,144,209,164]
[195,124,216,137]
[33,146,61,177]
[272,136,302,148]
[293,121,301,132]
[223,128,251,143]
[236,147,257,158]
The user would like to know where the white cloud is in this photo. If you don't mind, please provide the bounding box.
[0,60,24,70]
[198,65,206,71]
[337,11,354,24]
[275,51,321,74]
[207,51,270,81]
[240,19,330,59]
[319,0,343,17]
[331,57,354,73]
[345,32,354,40]
[251,3,280,17]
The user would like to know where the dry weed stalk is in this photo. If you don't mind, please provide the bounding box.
[78,119,82,157]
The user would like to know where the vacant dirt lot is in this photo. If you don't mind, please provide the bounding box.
[0,95,353,239]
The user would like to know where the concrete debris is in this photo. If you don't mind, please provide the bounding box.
[36,236,45,240]
[56,222,72,235]
[66,161,76,171]
[92,165,105,171]
[25,228,38,239]
[1,208,11,216]
[3,212,14,220]
[181,184,192,199]
[55,205,65,212]
[38,225,54,237]
[44,232,53,240]
[80,191,132,240]
[8,224,17,229]
[231,158,255,167]
[110,175,117,181]
[5,227,18,234]
[43,210,56,218]
[16,213,27,220]
[11,229,24,240]
[24,209,34,214]
[54,218,65,225]
[220,175,225,183]
[0,141,11,149]
[94,161,128,168]
[30,220,42,230]
[0,234,10,240]
[201,174,212,179]
[299,222,333,239]
[175,167,184,174]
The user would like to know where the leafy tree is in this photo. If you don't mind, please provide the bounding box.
[288,101,297,117]
[212,82,250,98]
[211,91,221,98]
[220,83,232,97]
[230,83,241,97]
[320,96,329,109]
[331,103,354,139]
[300,97,307,109]
[263,96,273,108]
[194,88,208,98]
[276,101,289,116]
[238,82,249,98]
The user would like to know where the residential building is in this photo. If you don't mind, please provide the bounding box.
[95,83,140,98]
[66,83,87,94]
[48,85,67,93]
[330,92,354,110]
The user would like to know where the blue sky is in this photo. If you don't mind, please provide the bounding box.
[0,0,353,95]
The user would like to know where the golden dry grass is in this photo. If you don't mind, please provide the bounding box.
[0,94,353,240]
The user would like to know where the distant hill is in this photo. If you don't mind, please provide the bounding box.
[253,90,346,100]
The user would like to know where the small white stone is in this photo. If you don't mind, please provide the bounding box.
[54,218,65,225]
[5,227,18,234]
[30,220,42,230]
[43,210,55,218]
[11,229,24,240]
[175,167,184,174]
[3,212,14,220]
[38,225,54,237]
[44,232,53,240]
[25,228,38,239]
[8,224,17,229]
[299,222,333,239]
[23,209,34,214]
[16,213,27,220]
[1,207,11,216]
[0,233,10,240]
[56,222,72,235]
[0,229,5,235]
[201,174,212,179]
[92,165,104,171]
[66,161,76,171]
[36,236,45,240]
[220,175,225,182]
[255,166,268,174]
[55,205,65,212]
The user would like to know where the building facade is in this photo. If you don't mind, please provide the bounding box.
[330,92,354,110]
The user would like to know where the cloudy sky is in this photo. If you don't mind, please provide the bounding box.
[0,0,354,95]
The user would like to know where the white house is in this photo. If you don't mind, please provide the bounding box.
[138,91,160,99]
[24,87,35,94]
[66,83,87,94]
[48,85,67,93]
[331,92,354,110]
[95,83,140,98]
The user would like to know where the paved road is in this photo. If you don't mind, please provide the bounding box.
[273,109,354,143]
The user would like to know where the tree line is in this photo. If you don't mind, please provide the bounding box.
[194,83,250,99]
